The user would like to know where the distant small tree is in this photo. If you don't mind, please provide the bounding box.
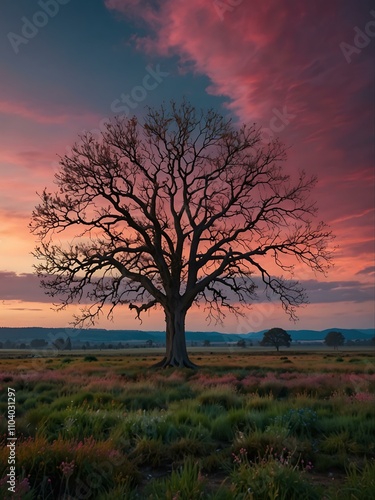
[237,339,246,348]
[203,340,211,347]
[53,336,72,351]
[146,339,154,348]
[324,331,345,350]
[260,327,292,352]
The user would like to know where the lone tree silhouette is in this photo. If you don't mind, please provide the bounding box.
[30,101,333,368]
[324,331,345,350]
[260,327,292,352]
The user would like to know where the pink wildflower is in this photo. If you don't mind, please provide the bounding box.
[59,460,75,478]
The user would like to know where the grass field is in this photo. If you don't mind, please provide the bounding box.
[0,348,374,499]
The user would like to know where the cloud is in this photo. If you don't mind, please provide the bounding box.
[1,270,373,307]
[301,279,375,304]
[7,307,43,311]
[0,97,100,125]
[105,0,368,123]
[250,277,374,305]
[356,266,375,276]
[105,0,374,285]
[104,0,374,183]
[331,208,375,225]
[0,99,69,124]
[0,272,50,303]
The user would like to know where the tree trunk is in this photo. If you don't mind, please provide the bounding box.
[153,307,197,369]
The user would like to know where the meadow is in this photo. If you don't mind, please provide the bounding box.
[0,349,374,499]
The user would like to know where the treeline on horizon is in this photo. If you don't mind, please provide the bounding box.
[0,333,374,351]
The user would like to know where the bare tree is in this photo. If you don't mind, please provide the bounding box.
[30,101,333,368]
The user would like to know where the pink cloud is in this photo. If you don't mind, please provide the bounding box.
[0,98,101,126]
[105,1,345,120]
[104,0,374,297]
[104,1,373,177]
[0,99,72,124]
[0,101,78,124]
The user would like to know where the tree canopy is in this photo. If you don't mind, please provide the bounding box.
[30,100,333,367]
[260,327,292,351]
[324,331,345,349]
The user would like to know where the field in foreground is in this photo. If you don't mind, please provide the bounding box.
[0,350,374,499]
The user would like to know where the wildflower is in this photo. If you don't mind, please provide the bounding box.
[59,460,75,478]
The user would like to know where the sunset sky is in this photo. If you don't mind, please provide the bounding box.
[0,0,374,333]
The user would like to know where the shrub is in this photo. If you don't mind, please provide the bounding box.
[130,436,169,467]
[83,355,98,362]
[198,386,241,409]
[61,357,73,364]
[245,393,274,411]
[34,382,56,393]
[211,414,237,442]
[320,431,360,455]
[197,403,226,418]
[145,458,206,499]
[120,390,168,411]
[170,436,212,460]
[272,408,319,438]
[232,429,286,459]
[328,460,375,499]
[1,435,140,498]
[97,480,139,499]
[230,448,320,499]
[171,406,211,430]
[211,409,256,442]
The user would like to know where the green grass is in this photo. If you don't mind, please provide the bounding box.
[0,350,374,498]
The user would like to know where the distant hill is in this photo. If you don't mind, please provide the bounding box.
[0,326,373,344]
